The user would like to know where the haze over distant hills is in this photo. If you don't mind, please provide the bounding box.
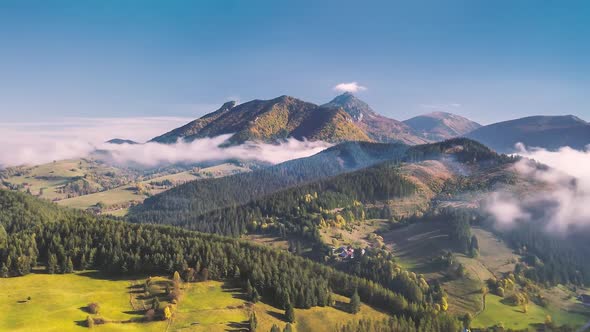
[465,115,590,152]
[403,111,481,141]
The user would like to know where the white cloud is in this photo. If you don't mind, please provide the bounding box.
[333,82,367,93]
[98,136,332,167]
[0,118,332,168]
[485,144,590,233]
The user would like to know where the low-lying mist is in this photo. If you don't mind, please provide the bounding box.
[0,118,332,168]
[485,144,590,233]
[98,135,332,167]
[0,135,331,168]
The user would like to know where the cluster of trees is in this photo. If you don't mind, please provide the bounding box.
[335,315,462,332]
[492,221,590,286]
[0,189,457,327]
[404,138,514,165]
[406,208,481,257]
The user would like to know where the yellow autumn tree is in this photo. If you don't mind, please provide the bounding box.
[164,306,172,320]
[441,296,449,311]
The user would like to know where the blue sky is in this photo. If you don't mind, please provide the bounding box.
[1,0,589,124]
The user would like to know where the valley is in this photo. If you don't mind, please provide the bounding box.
[3,4,589,331]
[1,160,251,217]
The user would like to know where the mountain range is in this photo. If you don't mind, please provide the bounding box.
[145,93,590,153]
[465,115,590,152]
[149,93,477,146]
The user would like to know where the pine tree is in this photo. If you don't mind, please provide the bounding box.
[252,288,261,303]
[47,254,58,274]
[246,279,254,301]
[470,235,480,258]
[283,323,293,332]
[1,263,9,278]
[249,312,258,332]
[64,257,74,273]
[270,324,280,332]
[152,297,160,310]
[350,289,361,314]
[285,303,295,323]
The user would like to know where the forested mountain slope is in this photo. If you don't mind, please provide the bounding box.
[130,138,511,238]
[129,141,410,222]
[0,189,461,331]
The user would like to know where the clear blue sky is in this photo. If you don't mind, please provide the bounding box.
[1,0,589,124]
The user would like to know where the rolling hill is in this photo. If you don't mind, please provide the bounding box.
[403,111,481,141]
[129,138,511,236]
[465,115,590,152]
[128,141,411,224]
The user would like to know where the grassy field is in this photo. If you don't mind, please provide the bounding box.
[57,163,249,215]
[473,293,589,329]
[2,159,251,216]
[0,271,167,332]
[382,222,590,328]
[1,159,95,201]
[0,271,389,332]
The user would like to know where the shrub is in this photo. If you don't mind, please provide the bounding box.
[144,309,156,321]
[87,303,100,314]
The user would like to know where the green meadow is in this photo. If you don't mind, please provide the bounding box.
[0,271,389,332]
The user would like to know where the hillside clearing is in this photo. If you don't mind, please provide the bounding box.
[0,271,389,332]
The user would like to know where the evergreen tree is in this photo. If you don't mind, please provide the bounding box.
[1,263,9,278]
[270,324,280,332]
[252,288,261,303]
[469,235,480,258]
[285,303,295,323]
[249,312,258,332]
[152,297,160,310]
[350,289,361,314]
[64,257,74,273]
[47,253,58,274]
[283,323,293,332]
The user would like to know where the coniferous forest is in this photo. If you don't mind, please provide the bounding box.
[0,189,461,330]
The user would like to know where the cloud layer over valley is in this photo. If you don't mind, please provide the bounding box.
[485,144,590,233]
[0,118,332,168]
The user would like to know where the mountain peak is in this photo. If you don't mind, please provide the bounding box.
[324,93,375,121]
[403,112,481,141]
[106,138,139,145]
